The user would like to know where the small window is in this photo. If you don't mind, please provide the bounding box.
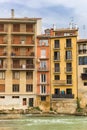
[13,72,20,79]
[26,84,33,92]
[0,72,5,79]
[26,71,33,79]
[40,85,46,94]
[66,39,72,48]
[39,39,48,46]
[40,74,46,82]
[54,51,60,60]
[41,49,46,58]
[0,96,5,98]
[83,68,87,73]
[54,40,60,48]
[23,98,27,105]
[54,75,60,80]
[84,82,87,86]
[12,84,19,92]
[54,63,60,72]
[66,89,72,94]
[66,75,72,84]
[12,96,19,98]
[41,96,46,101]
[66,51,72,60]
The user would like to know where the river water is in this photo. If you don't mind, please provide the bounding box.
[0,115,87,130]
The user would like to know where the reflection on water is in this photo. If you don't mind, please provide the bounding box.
[0,115,87,130]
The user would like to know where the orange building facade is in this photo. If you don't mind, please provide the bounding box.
[36,35,51,111]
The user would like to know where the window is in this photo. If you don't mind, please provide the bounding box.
[40,61,46,69]
[13,72,20,79]
[54,40,60,48]
[12,84,19,92]
[41,49,46,58]
[78,44,87,54]
[26,84,33,92]
[66,75,72,84]
[23,98,27,105]
[41,96,46,101]
[54,88,60,95]
[40,74,46,83]
[54,75,60,80]
[40,85,46,94]
[12,96,19,98]
[83,68,87,73]
[84,82,87,86]
[66,51,72,60]
[66,39,72,48]
[54,63,60,72]
[39,39,48,46]
[79,56,87,65]
[13,59,20,68]
[26,24,33,32]
[26,71,33,79]
[0,72,5,79]
[0,96,5,98]
[14,47,19,52]
[54,51,60,60]
[66,63,72,72]
[66,89,72,94]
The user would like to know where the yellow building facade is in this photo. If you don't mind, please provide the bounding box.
[50,28,78,100]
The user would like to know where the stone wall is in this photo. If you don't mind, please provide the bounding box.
[51,99,77,114]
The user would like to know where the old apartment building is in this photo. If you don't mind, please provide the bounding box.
[36,32,51,111]
[50,28,78,100]
[0,10,41,109]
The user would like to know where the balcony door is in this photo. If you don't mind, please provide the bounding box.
[54,88,60,95]
[29,98,34,107]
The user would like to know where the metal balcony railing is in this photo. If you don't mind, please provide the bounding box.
[52,94,74,98]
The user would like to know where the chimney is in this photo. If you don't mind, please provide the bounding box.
[11,9,14,18]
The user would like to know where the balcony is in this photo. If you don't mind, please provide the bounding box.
[53,80,66,85]
[11,64,35,70]
[39,56,49,60]
[52,94,74,99]
[0,31,7,35]
[37,67,49,72]
[37,93,50,96]
[37,82,49,85]
[81,73,87,80]
[11,52,35,59]
[78,49,87,54]
[11,41,35,47]
[11,31,34,35]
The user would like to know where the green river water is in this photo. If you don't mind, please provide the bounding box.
[0,115,87,130]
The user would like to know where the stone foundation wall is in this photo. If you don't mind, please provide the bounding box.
[51,99,77,114]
